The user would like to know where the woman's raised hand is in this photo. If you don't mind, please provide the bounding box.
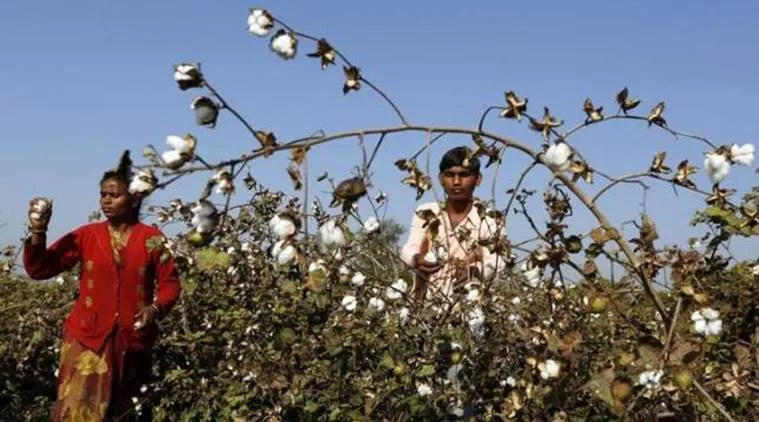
[28,197,53,234]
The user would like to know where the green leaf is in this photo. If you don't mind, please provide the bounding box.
[416,363,435,377]
[585,243,603,259]
[195,247,230,271]
[380,352,395,370]
[636,335,664,366]
[584,367,615,409]
[281,280,298,295]
[307,268,328,291]
[146,235,165,253]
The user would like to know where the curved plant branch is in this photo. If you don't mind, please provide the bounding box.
[274,18,409,126]
[203,80,258,138]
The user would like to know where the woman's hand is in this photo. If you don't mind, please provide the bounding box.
[28,197,52,234]
[133,304,159,331]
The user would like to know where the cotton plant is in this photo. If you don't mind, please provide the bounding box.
[270,30,297,60]
[520,262,542,287]
[128,169,158,195]
[319,219,346,248]
[173,63,203,90]
[703,143,755,184]
[363,216,380,233]
[542,141,572,172]
[691,307,723,337]
[385,279,408,300]
[367,297,385,312]
[45,9,758,421]
[190,200,218,234]
[192,97,220,128]
[351,272,366,286]
[271,240,297,265]
[637,370,664,390]
[538,359,561,380]
[162,134,197,169]
[247,8,274,37]
[213,169,234,195]
[269,213,298,240]
[341,294,357,312]
[467,307,485,339]
[416,383,433,397]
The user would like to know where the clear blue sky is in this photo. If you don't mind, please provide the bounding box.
[2,1,758,259]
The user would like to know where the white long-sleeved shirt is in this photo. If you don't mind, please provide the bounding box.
[400,201,506,299]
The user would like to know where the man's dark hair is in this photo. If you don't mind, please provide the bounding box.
[438,146,480,174]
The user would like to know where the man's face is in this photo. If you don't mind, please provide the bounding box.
[439,166,480,202]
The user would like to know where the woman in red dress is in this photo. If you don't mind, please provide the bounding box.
[24,152,181,421]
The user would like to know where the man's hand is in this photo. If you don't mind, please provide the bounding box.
[413,253,442,275]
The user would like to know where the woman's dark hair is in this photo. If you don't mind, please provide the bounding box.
[438,146,481,174]
[100,150,143,220]
[100,150,132,186]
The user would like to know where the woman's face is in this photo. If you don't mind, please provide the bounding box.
[439,165,481,202]
[100,178,134,220]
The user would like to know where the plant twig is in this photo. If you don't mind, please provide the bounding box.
[203,81,258,137]
[694,380,737,422]
[478,106,504,132]
[660,296,682,364]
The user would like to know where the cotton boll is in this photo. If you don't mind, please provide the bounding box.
[422,250,438,265]
[363,216,380,233]
[270,30,297,60]
[416,383,432,397]
[341,295,357,312]
[368,297,385,312]
[166,135,196,154]
[271,240,296,265]
[538,359,560,380]
[543,142,572,171]
[730,143,755,166]
[162,150,185,169]
[173,63,203,90]
[351,272,366,286]
[320,220,346,247]
[247,9,274,37]
[704,152,730,184]
[129,169,157,195]
[386,279,408,300]
[269,214,297,239]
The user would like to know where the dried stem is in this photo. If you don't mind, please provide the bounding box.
[203,81,258,138]
[660,296,682,364]
[592,172,651,204]
[694,380,738,422]
[366,132,386,171]
[171,122,670,321]
[504,162,538,216]
[359,77,409,126]
[478,106,504,132]
[562,114,717,149]
[275,18,408,126]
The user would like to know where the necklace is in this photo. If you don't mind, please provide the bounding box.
[108,226,132,265]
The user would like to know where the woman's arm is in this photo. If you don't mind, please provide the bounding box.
[23,229,83,280]
[149,235,182,318]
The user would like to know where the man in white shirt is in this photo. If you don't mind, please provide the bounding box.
[400,146,505,300]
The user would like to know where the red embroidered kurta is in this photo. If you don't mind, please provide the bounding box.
[24,221,181,352]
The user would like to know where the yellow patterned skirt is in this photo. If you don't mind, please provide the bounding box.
[51,329,151,421]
